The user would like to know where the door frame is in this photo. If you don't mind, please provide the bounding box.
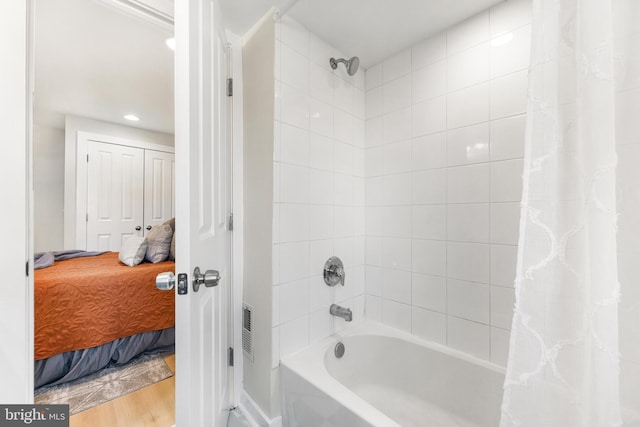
[0,0,34,404]
[3,0,244,413]
[229,33,245,408]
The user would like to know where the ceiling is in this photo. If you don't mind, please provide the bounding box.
[34,0,174,134]
[34,0,505,135]
[222,0,506,69]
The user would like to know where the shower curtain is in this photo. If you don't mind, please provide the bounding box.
[501,0,639,426]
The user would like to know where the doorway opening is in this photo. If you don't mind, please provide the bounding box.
[32,0,177,424]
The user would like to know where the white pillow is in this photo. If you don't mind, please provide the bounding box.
[119,236,148,266]
[145,224,173,263]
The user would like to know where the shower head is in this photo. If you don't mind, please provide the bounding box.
[330,56,360,76]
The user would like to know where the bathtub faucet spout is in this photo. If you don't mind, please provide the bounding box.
[330,304,352,322]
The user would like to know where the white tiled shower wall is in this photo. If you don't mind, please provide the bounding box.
[363,0,531,365]
[271,16,367,367]
[271,0,532,367]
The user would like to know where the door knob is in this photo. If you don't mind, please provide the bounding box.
[146,225,152,230]
[135,226,142,231]
[156,272,175,290]
[192,266,221,292]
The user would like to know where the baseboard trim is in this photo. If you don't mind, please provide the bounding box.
[239,391,282,427]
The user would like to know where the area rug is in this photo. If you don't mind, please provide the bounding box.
[34,353,173,415]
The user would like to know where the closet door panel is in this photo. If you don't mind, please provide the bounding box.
[144,150,175,233]
[86,141,145,251]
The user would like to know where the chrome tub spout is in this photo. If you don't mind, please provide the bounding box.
[330,304,352,322]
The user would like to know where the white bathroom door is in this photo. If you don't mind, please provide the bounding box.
[174,0,231,425]
[86,141,145,251]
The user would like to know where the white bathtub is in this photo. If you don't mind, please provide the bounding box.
[280,321,505,427]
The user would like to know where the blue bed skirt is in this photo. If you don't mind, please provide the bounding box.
[34,327,175,389]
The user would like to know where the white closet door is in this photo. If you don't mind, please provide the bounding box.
[143,150,175,233]
[86,141,144,251]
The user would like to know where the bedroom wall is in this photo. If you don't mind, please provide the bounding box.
[33,123,65,251]
[62,114,174,249]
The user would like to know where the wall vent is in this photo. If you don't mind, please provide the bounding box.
[242,303,254,362]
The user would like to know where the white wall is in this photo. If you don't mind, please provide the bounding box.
[33,124,64,251]
[363,0,531,365]
[615,13,640,419]
[271,16,366,367]
[63,114,173,249]
[241,11,276,417]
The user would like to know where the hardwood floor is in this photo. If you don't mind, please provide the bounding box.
[69,354,175,427]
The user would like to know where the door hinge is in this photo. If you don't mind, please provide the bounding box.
[226,78,233,97]
[86,213,88,222]
[26,261,29,277]
[87,154,89,162]
[228,347,234,366]
[227,213,234,231]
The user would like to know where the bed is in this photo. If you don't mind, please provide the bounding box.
[34,252,175,388]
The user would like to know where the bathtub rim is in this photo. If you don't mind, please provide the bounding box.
[282,319,507,376]
[280,320,506,427]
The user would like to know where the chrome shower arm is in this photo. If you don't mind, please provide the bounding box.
[330,57,346,69]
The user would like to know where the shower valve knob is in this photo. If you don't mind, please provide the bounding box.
[324,256,345,287]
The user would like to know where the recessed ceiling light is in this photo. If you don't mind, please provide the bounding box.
[166,37,175,51]
[491,32,513,47]
[124,114,140,121]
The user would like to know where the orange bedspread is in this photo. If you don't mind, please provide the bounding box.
[34,252,175,360]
